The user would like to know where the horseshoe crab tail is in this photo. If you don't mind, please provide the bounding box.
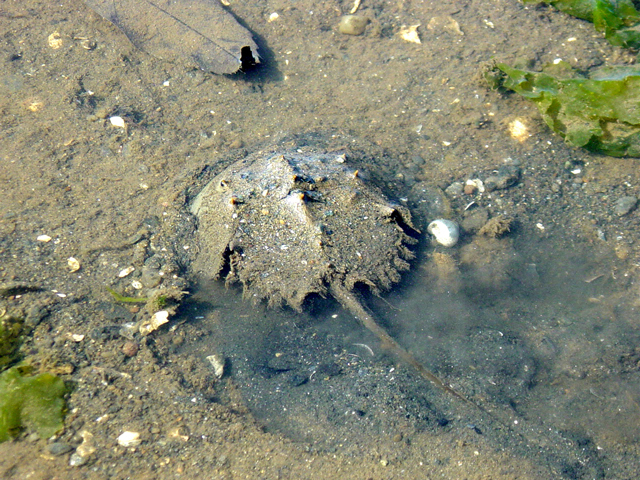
[328,284,476,408]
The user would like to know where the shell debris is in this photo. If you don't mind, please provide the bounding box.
[117,431,142,447]
[139,310,169,335]
[47,32,63,49]
[206,354,225,378]
[109,116,127,129]
[67,257,81,272]
[118,266,135,278]
[398,24,421,44]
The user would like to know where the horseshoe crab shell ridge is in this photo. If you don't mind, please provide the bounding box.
[190,145,472,404]
[190,147,418,307]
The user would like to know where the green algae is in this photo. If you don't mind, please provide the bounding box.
[106,286,149,303]
[0,365,67,442]
[0,313,25,370]
[523,0,640,48]
[488,61,640,157]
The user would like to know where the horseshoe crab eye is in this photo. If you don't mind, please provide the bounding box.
[216,180,229,192]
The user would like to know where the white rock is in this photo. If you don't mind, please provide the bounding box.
[427,219,460,247]
[117,431,141,447]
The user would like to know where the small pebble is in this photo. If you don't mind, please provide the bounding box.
[445,181,464,196]
[69,453,88,467]
[141,267,162,288]
[463,183,477,195]
[67,257,81,272]
[47,442,74,456]
[461,207,489,234]
[484,165,521,192]
[122,341,139,357]
[338,15,369,35]
[465,178,485,194]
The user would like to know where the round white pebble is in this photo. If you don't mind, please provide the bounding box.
[427,219,460,247]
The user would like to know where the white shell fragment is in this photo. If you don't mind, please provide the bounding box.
[118,266,135,278]
[37,234,52,242]
[67,257,81,272]
[47,32,63,49]
[117,431,142,447]
[427,219,460,247]
[466,178,485,193]
[398,24,421,44]
[206,354,225,379]
[73,430,96,460]
[139,310,170,335]
[109,116,126,129]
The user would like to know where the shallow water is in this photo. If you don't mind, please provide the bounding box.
[2,0,640,478]
[183,230,640,476]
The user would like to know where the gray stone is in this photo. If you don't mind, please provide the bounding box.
[484,165,521,192]
[141,266,163,288]
[338,15,369,36]
[47,442,74,456]
[69,453,89,467]
[462,208,489,234]
[615,195,637,216]
[445,181,464,197]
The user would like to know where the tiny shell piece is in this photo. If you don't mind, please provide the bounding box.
[508,119,528,141]
[398,24,421,44]
[118,266,135,278]
[427,219,460,247]
[37,234,52,242]
[117,431,141,447]
[76,430,96,458]
[206,354,225,378]
[109,116,126,129]
[465,179,485,193]
[48,32,63,49]
[139,310,170,335]
[67,257,81,272]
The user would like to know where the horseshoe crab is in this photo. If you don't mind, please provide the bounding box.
[190,144,468,403]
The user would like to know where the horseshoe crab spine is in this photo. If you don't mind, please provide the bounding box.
[328,284,473,406]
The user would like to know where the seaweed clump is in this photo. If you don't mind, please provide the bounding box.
[0,365,67,442]
[0,311,68,442]
[487,61,640,157]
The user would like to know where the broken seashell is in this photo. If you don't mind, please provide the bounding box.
[139,310,170,335]
[206,354,225,379]
[117,431,141,447]
[67,257,81,272]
